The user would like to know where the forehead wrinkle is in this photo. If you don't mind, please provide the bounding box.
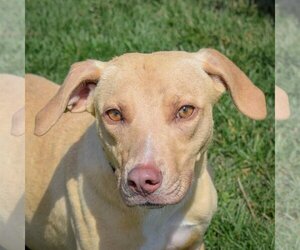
[101,64,118,82]
[104,55,198,91]
[98,54,209,112]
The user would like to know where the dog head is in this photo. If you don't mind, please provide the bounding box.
[35,49,266,207]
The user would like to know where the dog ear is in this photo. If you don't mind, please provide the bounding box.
[275,85,290,120]
[197,48,267,120]
[35,60,105,136]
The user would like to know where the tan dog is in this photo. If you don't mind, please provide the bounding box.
[0,74,24,250]
[26,49,266,250]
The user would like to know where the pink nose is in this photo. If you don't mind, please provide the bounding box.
[127,165,162,195]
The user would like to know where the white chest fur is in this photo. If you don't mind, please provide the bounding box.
[166,221,199,250]
[140,207,198,250]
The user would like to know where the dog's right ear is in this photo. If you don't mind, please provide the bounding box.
[35,60,106,136]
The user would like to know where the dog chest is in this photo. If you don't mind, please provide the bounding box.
[140,209,200,250]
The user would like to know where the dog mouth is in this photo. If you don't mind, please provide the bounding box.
[124,196,173,208]
[138,202,164,209]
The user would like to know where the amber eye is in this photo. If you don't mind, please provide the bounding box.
[177,105,195,119]
[106,109,123,122]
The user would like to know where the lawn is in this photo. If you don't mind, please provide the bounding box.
[26,0,275,249]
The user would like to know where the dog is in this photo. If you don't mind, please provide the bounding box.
[0,74,24,250]
[26,49,267,250]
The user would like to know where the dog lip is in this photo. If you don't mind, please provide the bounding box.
[108,162,116,172]
[124,199,166,208]
[138,202,165,209]
[121,190,185,207]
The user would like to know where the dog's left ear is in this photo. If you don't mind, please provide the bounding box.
[35,60,106,136]
[196,48,267,120]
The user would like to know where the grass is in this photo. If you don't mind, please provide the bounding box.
[0,0,24,76]
[26,0,274,249]
[275,6,300,250]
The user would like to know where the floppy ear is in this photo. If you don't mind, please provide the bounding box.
[275,85,290,120]
[35,60,106,136]
[196,48,267,120]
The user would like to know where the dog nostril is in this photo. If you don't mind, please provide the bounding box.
[145,179,157,185]
[128,180,137,188]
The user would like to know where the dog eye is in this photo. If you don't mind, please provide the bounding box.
[176,105,195,119]
[106,109,123,122]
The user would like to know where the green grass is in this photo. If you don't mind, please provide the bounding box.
[26,0,274,249]
[0,0,24,76]
[275,7,300,250]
